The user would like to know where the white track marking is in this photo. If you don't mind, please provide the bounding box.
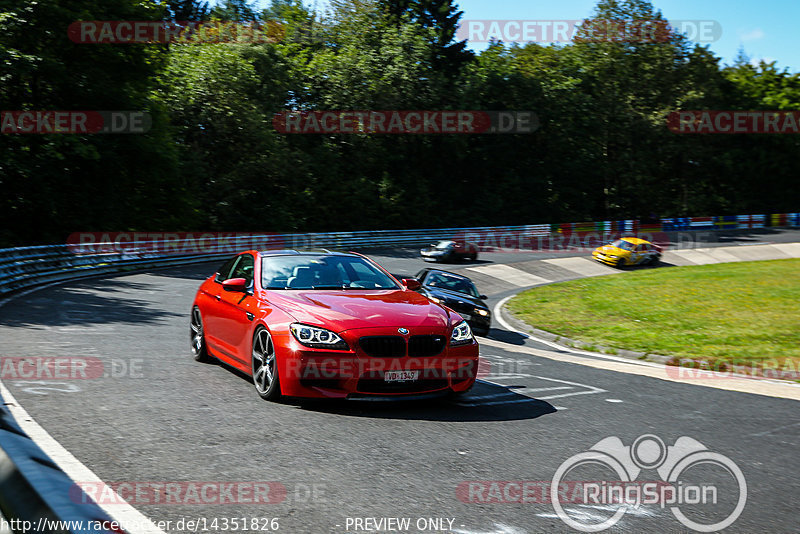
[467,264,551,286]
[527,375,606,400]
[541,257,615,277]
[0,381,167,534]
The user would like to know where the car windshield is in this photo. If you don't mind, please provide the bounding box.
[262,255,400,290]
[424,272,480,298]
[611,239,635,251]
[435,241,455,249]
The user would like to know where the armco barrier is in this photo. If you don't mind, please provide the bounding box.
[0,214,798,298]
[0,392,122,533]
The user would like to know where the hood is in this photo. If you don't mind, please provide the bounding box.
[426,287,486,309]
[266,289,451,332]
[597,245,626,255]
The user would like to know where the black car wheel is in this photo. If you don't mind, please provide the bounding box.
[252,327,281,401]
[190,307,211,362]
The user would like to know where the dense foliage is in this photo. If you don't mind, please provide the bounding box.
[1,0,798,245]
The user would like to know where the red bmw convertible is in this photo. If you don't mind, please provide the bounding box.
[190,250,480,401]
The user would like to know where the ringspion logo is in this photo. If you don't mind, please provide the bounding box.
[551,435,746,532]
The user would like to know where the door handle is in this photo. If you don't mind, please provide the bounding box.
[214,294,221,301]
[246,312,254,321]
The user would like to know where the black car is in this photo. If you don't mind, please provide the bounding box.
[414,268,491,336]
[420,240,478,262]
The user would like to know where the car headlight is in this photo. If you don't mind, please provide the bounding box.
[290,323,348,350]
[450,321,473,346]
[475,309,489,316]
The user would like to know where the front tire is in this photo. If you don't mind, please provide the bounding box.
[252,327,281,401]
[615,258,626,269]
[190,307,211,362]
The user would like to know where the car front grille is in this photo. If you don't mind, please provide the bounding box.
[359,336,406,358]
[359,335,447,358]
[408,335,446,357]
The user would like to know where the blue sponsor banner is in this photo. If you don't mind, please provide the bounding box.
[661,217,690,231]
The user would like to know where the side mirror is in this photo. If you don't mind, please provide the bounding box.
[222,278,247,292]
[480,295,488,300]
[402,278,421,290]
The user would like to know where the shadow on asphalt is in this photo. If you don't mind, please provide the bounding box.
[214,360,556,422]
[0,278,183,327]
[286,381,557,422]
[484,328,527,345]
[144,261,222,281]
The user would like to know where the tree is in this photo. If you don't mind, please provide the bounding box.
[0,0,187,245]
[164,0,211,21]
[210,0,260,22]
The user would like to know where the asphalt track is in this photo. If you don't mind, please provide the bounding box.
[1,228,799,534]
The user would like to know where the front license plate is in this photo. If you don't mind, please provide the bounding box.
[384,370,419,383]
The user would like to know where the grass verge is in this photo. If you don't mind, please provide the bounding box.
[507,258,800,374]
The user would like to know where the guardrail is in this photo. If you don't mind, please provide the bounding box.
[1,213,798,298]
[0,391,121,533]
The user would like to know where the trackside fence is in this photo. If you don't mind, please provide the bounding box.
[1,213,798,298]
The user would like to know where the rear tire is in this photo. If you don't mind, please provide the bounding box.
[190,307,211,362]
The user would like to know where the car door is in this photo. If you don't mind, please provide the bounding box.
[202,256,238,352]
[632,244,648,264]
[216,253,260,364]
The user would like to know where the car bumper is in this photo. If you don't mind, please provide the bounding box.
[420,250,446,261]
[592,252,623,266]
[277,339,479,399]
[466,314,491,334]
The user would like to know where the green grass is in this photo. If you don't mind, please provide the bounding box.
[507,259,800,369]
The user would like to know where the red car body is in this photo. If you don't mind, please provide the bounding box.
[190,250,480,400]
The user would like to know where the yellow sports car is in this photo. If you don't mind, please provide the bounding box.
[592,237,662,268]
